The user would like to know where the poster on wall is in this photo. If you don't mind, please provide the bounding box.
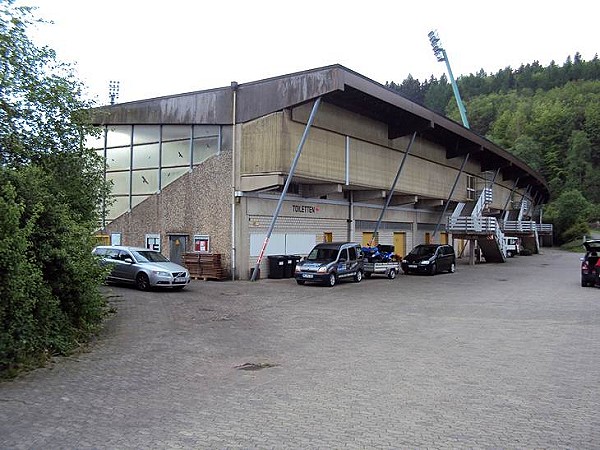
[194,235,210,252]
[110,233,121,246]
[145,234,161,252]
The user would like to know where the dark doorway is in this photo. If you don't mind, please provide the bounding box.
[169,235,188,265]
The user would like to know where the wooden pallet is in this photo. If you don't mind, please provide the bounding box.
[184,253,227,280]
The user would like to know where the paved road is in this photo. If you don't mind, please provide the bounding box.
[1,248,599,449]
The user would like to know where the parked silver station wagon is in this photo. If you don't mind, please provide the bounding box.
[93,245,190,291]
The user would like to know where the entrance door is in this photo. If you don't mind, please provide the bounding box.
[169,235,188,265]
[393,232,406,258]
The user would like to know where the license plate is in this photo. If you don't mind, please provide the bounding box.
[174,277,187,283]
[302,274,314,279]
[408,265,418,269]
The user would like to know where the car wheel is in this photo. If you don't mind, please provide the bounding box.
[354,270,363,283]
[581,278,588,287]
[448,262,456,273]
[388,269,397,279]
[135,273,151,291]
[296,280,305,285]
[326,273,336,287]
[429,263,437,275]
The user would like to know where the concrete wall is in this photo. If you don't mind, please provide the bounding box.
[103,148,233,272]
[239,102,528,209]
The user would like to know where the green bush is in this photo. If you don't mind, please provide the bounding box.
[561,220,591,243]
[0,3,110,378]
[0,169,108,378]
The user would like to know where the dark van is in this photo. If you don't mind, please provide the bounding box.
[294,242,364,287]
[401,244,456,275]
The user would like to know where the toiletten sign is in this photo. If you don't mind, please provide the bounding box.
[291,204,320,215]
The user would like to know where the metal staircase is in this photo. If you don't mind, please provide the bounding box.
[501,198,552,254]
[447,187,507,263]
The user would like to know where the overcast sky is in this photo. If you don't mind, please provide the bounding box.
[24,0,600,104]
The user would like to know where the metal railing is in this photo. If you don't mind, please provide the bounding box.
[501,220,553,235]
[448,216,499,233]
[536,223,553,234]
[502,220,537,233]
[448,216,507,259]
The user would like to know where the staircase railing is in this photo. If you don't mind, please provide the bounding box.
[502,220,537,233]
[448,216,507,259]
[471,188,493,218]
[536,223,553,234]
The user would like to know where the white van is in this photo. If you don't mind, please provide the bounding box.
[504,237,521,257]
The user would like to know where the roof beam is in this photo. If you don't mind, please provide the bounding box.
[388,117,433,140]
[388,195,418,206]
[446,142,482,159]
[301,183,343,198]
[353,190,386,202]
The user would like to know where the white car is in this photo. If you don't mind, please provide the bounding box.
[93,245,190,291]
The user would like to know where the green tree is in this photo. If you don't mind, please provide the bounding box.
[565,130,592,190]
[0,1,109,377]
[544,189,592,243]
[389,54,600,234]
[423,74,452,114]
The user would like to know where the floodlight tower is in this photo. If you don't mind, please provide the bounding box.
[108,80,120,105]
[428,30,469,128]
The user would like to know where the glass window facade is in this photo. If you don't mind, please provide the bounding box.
[90,124,221,223]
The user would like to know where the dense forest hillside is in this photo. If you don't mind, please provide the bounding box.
[386,54,600,242]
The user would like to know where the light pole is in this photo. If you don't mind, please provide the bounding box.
[428,30,469,128]
[108,80,120,105]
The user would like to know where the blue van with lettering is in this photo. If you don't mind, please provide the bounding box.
[294,242,364,287]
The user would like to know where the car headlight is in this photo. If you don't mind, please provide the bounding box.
[152,270,171,277]
[317,266,328,273]
[420,260,430,265]
[295,265,302,273]
[401,259,407,263]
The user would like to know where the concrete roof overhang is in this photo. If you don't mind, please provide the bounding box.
[90,64,549,202]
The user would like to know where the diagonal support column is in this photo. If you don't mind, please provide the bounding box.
[432,153,470,237]
[369,132,417,246]
[501,177,520,221]
[250,97,322,281]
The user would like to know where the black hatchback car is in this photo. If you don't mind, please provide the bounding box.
[581,239,600,287]
[401,244,456,275]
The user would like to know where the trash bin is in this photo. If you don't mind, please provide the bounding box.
[268,255,286,279]
[284,255,301,278]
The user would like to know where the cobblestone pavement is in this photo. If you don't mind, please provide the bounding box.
[1,248,600,449]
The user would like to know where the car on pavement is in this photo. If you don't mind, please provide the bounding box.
[93,245,190,290]
[504,237,521,257]
[401,243,456,275]
[294,242,364,287]
[581,239,600,287]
